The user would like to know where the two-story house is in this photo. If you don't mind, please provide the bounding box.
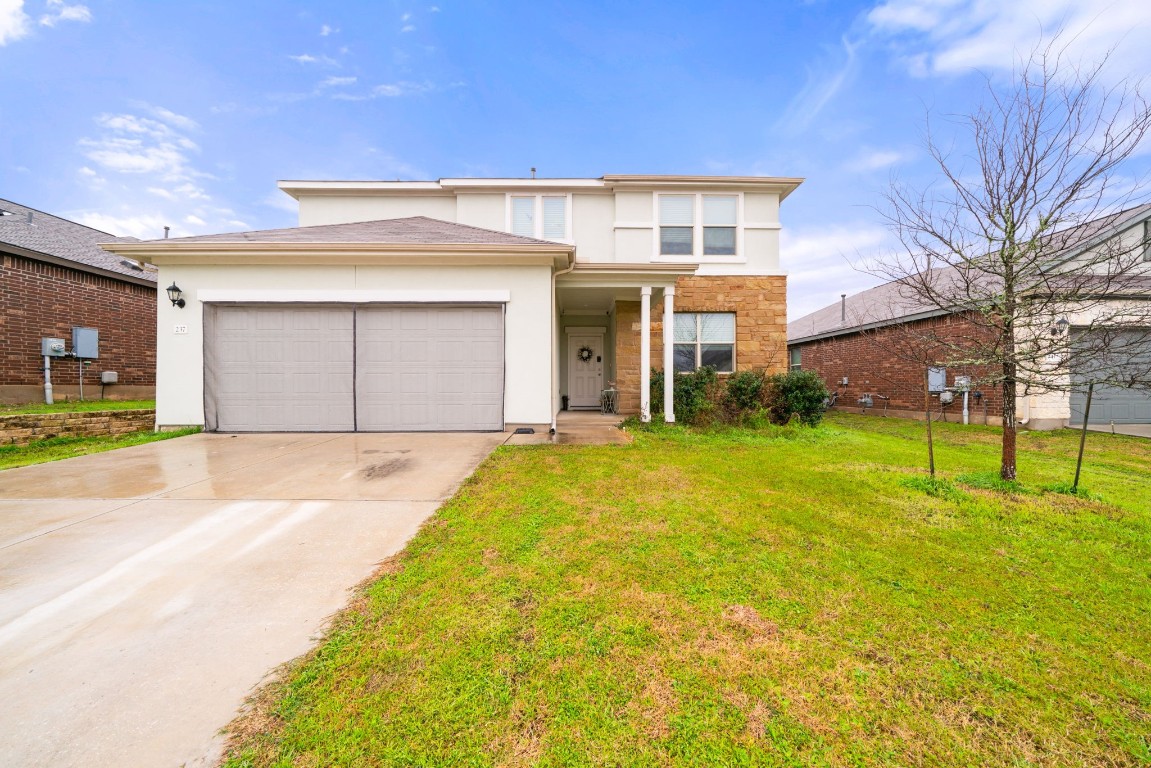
[102,174,801,433]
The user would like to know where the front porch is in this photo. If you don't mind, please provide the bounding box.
[557,264,693,424]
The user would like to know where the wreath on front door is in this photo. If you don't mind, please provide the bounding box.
[577,345,594,363]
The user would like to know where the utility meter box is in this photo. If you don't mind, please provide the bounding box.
[100,370,118,384]
[72,327,99,359]
[954,375,971,391]
[41,337,67,357]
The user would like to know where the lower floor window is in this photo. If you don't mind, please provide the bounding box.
[674,312,735,372]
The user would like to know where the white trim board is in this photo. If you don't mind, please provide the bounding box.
[196,289,512,304]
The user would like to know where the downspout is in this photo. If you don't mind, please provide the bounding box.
[550,256,576,434]
[1019,393,1031,426]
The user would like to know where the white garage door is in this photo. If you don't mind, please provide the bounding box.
[1070,329,1151,424]
[206,306,355,432]
[205,304,504,432]
[357,307,504,431]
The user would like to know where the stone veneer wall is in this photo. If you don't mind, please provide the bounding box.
[0,408,155,446]
[614,275,788,414]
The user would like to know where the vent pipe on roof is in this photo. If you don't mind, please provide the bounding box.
[163,226,170,239]
[27,211,34,224]
[530,167,536,179]
[840,294,846,324]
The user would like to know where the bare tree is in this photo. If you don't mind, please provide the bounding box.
[873,40,1151,481]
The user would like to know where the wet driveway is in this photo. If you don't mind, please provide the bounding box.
[0,431,504,767]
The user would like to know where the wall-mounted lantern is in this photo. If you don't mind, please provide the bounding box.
[166,282,186,308]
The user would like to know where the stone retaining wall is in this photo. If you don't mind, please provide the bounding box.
[0,409,155,446]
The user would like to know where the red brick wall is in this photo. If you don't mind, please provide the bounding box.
[790,313,1003,421]
[1,254,156,396]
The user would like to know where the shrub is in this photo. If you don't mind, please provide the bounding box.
[764,370,830,426]
[725,370,767,413]
[650,366,721,425]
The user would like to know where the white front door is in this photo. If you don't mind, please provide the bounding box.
[568,333,604,408]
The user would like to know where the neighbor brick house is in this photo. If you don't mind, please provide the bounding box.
[0,199,155,404]
[788,205,1151,429]
[102,174,800,433]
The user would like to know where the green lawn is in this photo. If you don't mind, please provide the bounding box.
[223,414,1151,767]
[0,427,198,470]
[0,399,155,415]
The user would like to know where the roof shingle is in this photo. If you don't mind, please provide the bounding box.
[0,198,151,281]
[144,216,568,247]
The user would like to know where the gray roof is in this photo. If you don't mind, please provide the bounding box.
[145,216,568,247]
[0,198,151,282]
[789,204,1151,344]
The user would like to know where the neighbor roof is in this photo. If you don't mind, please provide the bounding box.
[788,204,1151,345]
[0,198,151,283]
[137,216,565,247]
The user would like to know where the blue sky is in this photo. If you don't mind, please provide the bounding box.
[2,0,1150,318]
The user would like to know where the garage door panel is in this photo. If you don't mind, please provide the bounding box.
[356,306,504,431]
[207,306,355,432]
[1070,329,1151,424]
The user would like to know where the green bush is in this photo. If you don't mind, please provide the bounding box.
[764,370,830,426]
[649,368,830,428]
[725,370,767,413]
[650,366,721,425]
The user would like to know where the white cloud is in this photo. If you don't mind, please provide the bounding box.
[319,75,357,88]
[401,24,415,32]
[330,80,436,101]
[401,12,412,21]
[289,53,337,66]
[0,0,31,45]
[428,5,440,11]
[846,147,913,172]
[777,37,859,134]
[184,214,206,226]
[867,0,1151,84]
[781,224,894,320]
[39,0,90,27]
[320,24,336,36]
[76,212,169,240]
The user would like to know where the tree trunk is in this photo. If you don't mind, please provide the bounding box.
[1001,363,1018,481]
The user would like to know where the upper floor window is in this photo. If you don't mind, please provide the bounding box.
[509,195,568,240]
[658,194,739,258]
[1144,220,1150,262]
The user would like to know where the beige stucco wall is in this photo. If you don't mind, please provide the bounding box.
[573,194,614,262]
[298,195,457,227]
[290,185,786,272]
[155,263,554,429]
[455,193,505,231]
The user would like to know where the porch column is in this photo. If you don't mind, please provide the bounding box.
[640,286,652,422]
[663,285,675,422]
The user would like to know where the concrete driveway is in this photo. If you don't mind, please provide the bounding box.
[0,431,505,767]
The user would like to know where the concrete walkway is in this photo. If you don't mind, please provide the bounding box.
[0,431,504,768]
[1083,423,1151,438]
[505,410,633,446]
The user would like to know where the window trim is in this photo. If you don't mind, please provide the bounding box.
[789,347,801,371]
[505,192,573,242]
[1143,220,1151,262]
[653,192,745,263]
[672,311,737,373]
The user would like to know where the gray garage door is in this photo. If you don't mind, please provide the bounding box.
[205,304,503,432]
[1070,330,1151,424]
